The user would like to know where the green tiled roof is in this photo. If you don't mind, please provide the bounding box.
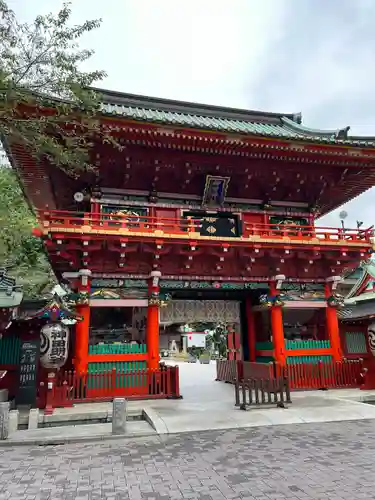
[0,290,23,308]
[0,268,23,308]
[101,102,296,136]
[96,88,375,147]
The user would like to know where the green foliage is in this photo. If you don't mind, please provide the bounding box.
[199,351,211,359]
[0,1,119,176]
[187,322,228,357]
[0,165,55,296]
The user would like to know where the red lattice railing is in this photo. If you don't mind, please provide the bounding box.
[216,359,365,390]
[36,209,373,244]
[37,210,201,234]
[39,366,181,411]
[279,359,364,390]
[216,360,240,383]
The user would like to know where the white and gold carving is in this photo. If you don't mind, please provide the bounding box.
[368,322,375,356]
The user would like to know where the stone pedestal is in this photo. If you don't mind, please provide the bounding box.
[112,398,127,435]
[0,389,8,402]
[8,410,19,435]
[0,402,10,440]
[28,409,39,430]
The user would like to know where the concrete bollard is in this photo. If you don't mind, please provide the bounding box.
[28,409,39,430]
[8,410,19,435]
[112,398,127,435]
[0,389,8,402]
[0,402,10,440]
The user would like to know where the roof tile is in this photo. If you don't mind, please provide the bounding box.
[100,102,375,147]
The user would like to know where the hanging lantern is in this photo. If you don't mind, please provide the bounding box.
[40,323,69,369]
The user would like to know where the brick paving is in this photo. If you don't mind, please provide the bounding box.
[1,420,375,499]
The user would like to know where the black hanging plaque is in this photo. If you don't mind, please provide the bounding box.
[15,339,40,407]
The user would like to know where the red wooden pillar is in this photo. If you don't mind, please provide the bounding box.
[234,331,241,360]
[74,269,91,374]
[147,271,161,370]
[245,298,256,362]
[227,331,234,360]
[325,282,342,361]
[227,325,241,361]
[269,282,286,366]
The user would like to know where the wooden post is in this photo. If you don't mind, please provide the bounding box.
[269,282,286,366]
[74,269,91,374]
[147,271,161,370]
[324,282,342,361]
[245,298,256,362]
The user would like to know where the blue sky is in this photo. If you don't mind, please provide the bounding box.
[7,0,375,229]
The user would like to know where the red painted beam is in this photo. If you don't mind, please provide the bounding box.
[87,354,148,363]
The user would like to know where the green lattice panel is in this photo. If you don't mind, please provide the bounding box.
[255,342,274,351]
[345,332,367,354]
[87,362,147,389]
[88,343,147,355]
[286,340,332,364]
[0,336,20,365]
[255,357,274,363]
[287,355,332,365]
[285,340,331,350]
[255,342,274,363]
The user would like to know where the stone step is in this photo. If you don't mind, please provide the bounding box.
[13,407,144,431]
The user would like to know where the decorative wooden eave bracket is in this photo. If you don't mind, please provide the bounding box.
[25,293,82,323]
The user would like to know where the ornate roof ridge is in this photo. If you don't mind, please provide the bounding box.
[0,267,23,308]
[94,87,299,124]
[281,117,350,139]
[0,267,20,292]
[346,260,375,299]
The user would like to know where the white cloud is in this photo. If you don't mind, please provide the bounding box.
[6,0,375,229]
[8,0,287,105]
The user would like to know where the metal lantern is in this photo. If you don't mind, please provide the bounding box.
[40,323,69,369]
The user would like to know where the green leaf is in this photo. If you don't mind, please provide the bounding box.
[0,1,118,176]
[0,165,56,297]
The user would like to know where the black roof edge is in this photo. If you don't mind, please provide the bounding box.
[0,135,36,215]
[92,87,300,125]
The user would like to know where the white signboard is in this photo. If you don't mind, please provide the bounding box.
[186,333,206,348]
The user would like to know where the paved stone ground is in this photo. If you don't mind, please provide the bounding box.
[1,420,375,500]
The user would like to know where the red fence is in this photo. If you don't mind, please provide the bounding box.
[216,359,365,390]
[280,359,364,390]
[216,360,240,383]
[39,366,181,410]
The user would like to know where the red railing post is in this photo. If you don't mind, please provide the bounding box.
[44,372,56,415]
[111,368,117,395]
[317,361,323,389]
[38,381,46,410]
[173,365,181,398]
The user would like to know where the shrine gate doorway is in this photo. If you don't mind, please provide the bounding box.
[159,289,263,364]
